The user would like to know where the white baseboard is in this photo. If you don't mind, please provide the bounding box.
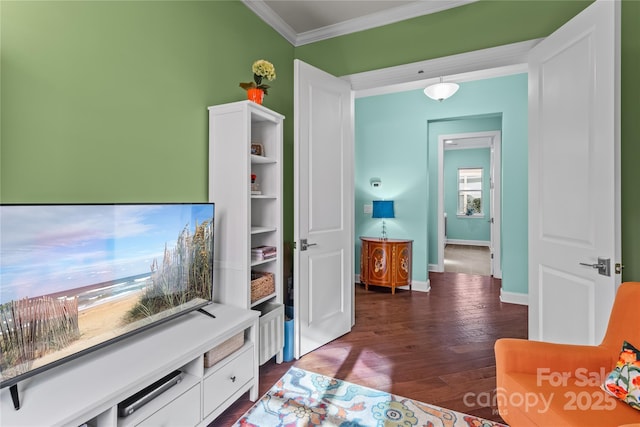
[428,263,441,272]
[354,275,430,293]
[445,239,491,247]
[500,289,528,306]
[409,279,430,292]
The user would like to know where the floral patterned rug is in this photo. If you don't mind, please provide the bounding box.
[233,367,507,427]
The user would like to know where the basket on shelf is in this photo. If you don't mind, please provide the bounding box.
[203,332,244,368]
[251,271,275,303]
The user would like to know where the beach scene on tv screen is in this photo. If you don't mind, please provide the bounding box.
[0,203,214,384]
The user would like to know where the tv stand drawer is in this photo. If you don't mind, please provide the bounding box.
[134,384,200,427]
[202,344,254,418]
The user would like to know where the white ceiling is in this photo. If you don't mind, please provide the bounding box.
[242,0,476,46]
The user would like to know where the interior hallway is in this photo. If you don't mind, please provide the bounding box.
[444,244,491,276]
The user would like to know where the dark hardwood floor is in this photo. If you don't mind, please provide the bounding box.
[210,272,528,426]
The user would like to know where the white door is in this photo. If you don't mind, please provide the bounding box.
[528,0,621,345]
[293,59,354,358]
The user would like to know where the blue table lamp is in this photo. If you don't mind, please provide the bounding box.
[372,200,394,240]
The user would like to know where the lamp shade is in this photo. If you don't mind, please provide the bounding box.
[424,81,459,101]
[372,200,394,219]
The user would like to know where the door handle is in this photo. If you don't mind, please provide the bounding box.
[579,262,605,268]
[300,239,317,251]
[579,257,610,277]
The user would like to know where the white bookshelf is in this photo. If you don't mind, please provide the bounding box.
[208,101,284,365]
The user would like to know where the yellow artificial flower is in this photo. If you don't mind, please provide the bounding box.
[240,59,276,95]
[252,59,276,81]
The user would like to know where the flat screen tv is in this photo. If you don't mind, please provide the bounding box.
[0,202,214,391]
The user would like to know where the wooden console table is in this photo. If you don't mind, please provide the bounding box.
[360,237,413,294]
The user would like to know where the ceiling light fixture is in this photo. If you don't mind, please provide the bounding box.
[424,77,459,101]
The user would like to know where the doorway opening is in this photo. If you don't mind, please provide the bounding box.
[436,129,502,278]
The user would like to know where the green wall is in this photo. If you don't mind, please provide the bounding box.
[444,148,491,242]
[0,0,294,224]
[620,0,640,282]
[2,0,638,281]
[295,1,593,77]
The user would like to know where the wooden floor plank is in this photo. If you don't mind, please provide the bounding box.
[209,272,527,426]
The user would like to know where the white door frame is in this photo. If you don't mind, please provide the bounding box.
[436,131,502,278]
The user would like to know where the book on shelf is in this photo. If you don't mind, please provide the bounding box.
[251,245,277,260]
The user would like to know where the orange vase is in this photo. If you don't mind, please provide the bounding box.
[247,88,264,105]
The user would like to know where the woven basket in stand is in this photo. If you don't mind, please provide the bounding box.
[250,271,275,303]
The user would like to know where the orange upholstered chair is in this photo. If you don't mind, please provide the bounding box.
[495,282,640,426]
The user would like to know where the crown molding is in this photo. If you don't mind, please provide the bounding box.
[343,39,541,98]
[243,0,477,47]
[242,0,298,45]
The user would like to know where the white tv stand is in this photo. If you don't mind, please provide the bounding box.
[0,304,259,427]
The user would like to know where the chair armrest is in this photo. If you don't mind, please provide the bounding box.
[495,338,614,377]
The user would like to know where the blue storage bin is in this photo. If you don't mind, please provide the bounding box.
[283,306,294,362]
